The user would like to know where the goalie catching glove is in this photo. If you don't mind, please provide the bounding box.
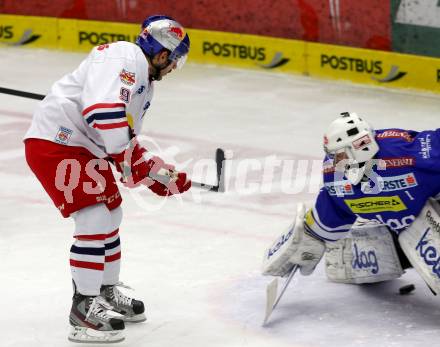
[262,204,325,277]
[110,139,191,196]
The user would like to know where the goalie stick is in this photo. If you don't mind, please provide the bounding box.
[263,264,299,326]
[0,87,226,192]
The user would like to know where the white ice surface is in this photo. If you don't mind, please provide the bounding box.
[1,47,440,347]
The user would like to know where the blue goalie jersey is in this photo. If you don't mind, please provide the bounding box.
[305,128,440,242]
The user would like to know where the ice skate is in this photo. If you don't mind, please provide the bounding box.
[68,293,125,343]
[101,283,146,323]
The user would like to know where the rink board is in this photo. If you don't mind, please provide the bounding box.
[0,14,439,94]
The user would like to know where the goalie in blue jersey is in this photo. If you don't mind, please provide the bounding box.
[263,112,440,294]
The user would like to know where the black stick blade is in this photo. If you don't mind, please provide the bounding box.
[213,148,226,192]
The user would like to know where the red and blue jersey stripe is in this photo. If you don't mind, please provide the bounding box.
[82,103,128,130]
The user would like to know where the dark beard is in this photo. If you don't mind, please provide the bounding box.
[149,61,170,81]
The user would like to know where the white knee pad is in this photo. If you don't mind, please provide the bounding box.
[325,226,403,284]
[72,203,112,237]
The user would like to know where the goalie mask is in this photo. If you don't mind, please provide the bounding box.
[324,112,379,185]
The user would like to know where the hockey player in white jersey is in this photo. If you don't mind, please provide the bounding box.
[24,15,191,343]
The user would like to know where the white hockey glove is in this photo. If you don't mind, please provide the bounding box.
[262,204,325,277]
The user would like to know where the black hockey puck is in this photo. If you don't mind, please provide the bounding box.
[399,284,415,295]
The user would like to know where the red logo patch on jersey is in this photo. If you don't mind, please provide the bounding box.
[379,157,416,169]
[376,130,413,142]
[119,87,131,103]
[406,174,416,185]
[119,69,136,86]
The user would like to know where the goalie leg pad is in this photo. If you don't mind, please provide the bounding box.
[399,198,440,295]
[262,204,325,277]
[325,226,403,284]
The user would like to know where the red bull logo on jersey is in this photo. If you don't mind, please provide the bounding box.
[119,69,136,86]
[361,173,418,194]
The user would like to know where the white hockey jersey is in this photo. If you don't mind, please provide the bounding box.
[24,41,154,158]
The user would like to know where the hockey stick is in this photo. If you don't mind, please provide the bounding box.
[263,264,299,326]
[150,148,226,192]
[0,86,227,192]
[0,87,44,100]
[194,147,226,192]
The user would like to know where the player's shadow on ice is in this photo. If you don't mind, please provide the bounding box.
[347,279,440,328]
[264,278,440,330]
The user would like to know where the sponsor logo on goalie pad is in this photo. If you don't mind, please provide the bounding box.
[352,243,379,274]
[266,226,294,259]
[426,209,440,234]
[416,228,440,279]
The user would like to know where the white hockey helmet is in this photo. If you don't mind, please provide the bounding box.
[136,15,190,69]
[324,112,379,183]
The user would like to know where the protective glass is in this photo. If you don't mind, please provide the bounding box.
[169,39,189,69]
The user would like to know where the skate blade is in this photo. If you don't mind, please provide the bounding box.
[68,326,125,343]
[122,313,147,323]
